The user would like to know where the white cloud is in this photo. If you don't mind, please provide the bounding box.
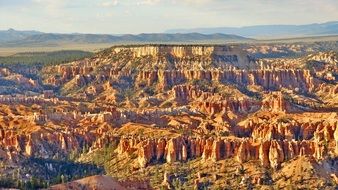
[30,0,68,17]
[1,0,338,34]
[96,12,114,18]
[136,0,161,6]
[171,0,220,5]
[32,0,66,7]
[100,0,119,7]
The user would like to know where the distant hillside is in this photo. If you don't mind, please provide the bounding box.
[0,50,92,67]
[0,28,42,42]
[166,21,338,38]
[1,32,252,47]
[3,21,338,45]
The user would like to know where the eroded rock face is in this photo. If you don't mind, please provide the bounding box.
[172,84,259,115]
[114,134,331,168]
[0,120,123,161]
[334,123,338,154]
[0,45,337,185]
[261,92,289,113]
[165,137,185,163]
[138,139,155,168]
[43,45,318,98]
[238,120,338,142]
[134,69,315,92]
[113,45,254,69]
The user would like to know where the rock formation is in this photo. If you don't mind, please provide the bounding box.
[0,45,337,189]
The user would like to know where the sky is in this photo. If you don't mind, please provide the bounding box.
[0,0,338,34]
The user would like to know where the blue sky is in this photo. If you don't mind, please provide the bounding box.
[0,0,338,34]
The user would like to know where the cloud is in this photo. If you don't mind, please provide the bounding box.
[1,0,338,34]
[100,0,119,7]
[31,0,66,7]
[136,0,161,6]
[96,12,114,18]
[169,0,221,6]
[31,0,68,12]
[179,0,218,4]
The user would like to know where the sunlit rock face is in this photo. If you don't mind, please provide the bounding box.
[0,45,337,188]
[115,134,334,169]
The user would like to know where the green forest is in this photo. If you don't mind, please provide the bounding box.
[0,50,93,67]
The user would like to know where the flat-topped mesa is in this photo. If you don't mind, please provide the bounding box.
[43,45,319,94]
[45,45,255,75]
[113,45,247,58]
[110,45,256,70]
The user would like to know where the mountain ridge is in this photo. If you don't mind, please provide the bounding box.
[166,21,338,38]
[0,31,252,46]
[0,28,42,43]
[3,21,338,45]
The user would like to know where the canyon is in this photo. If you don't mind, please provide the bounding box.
[0,44,337,189]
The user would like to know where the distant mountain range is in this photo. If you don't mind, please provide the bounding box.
[166,21,338,38]
[1,21,338,46]
[0,30,251,46]
[0,28,43,43]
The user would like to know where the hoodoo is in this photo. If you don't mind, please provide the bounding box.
[0,44,337,189]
